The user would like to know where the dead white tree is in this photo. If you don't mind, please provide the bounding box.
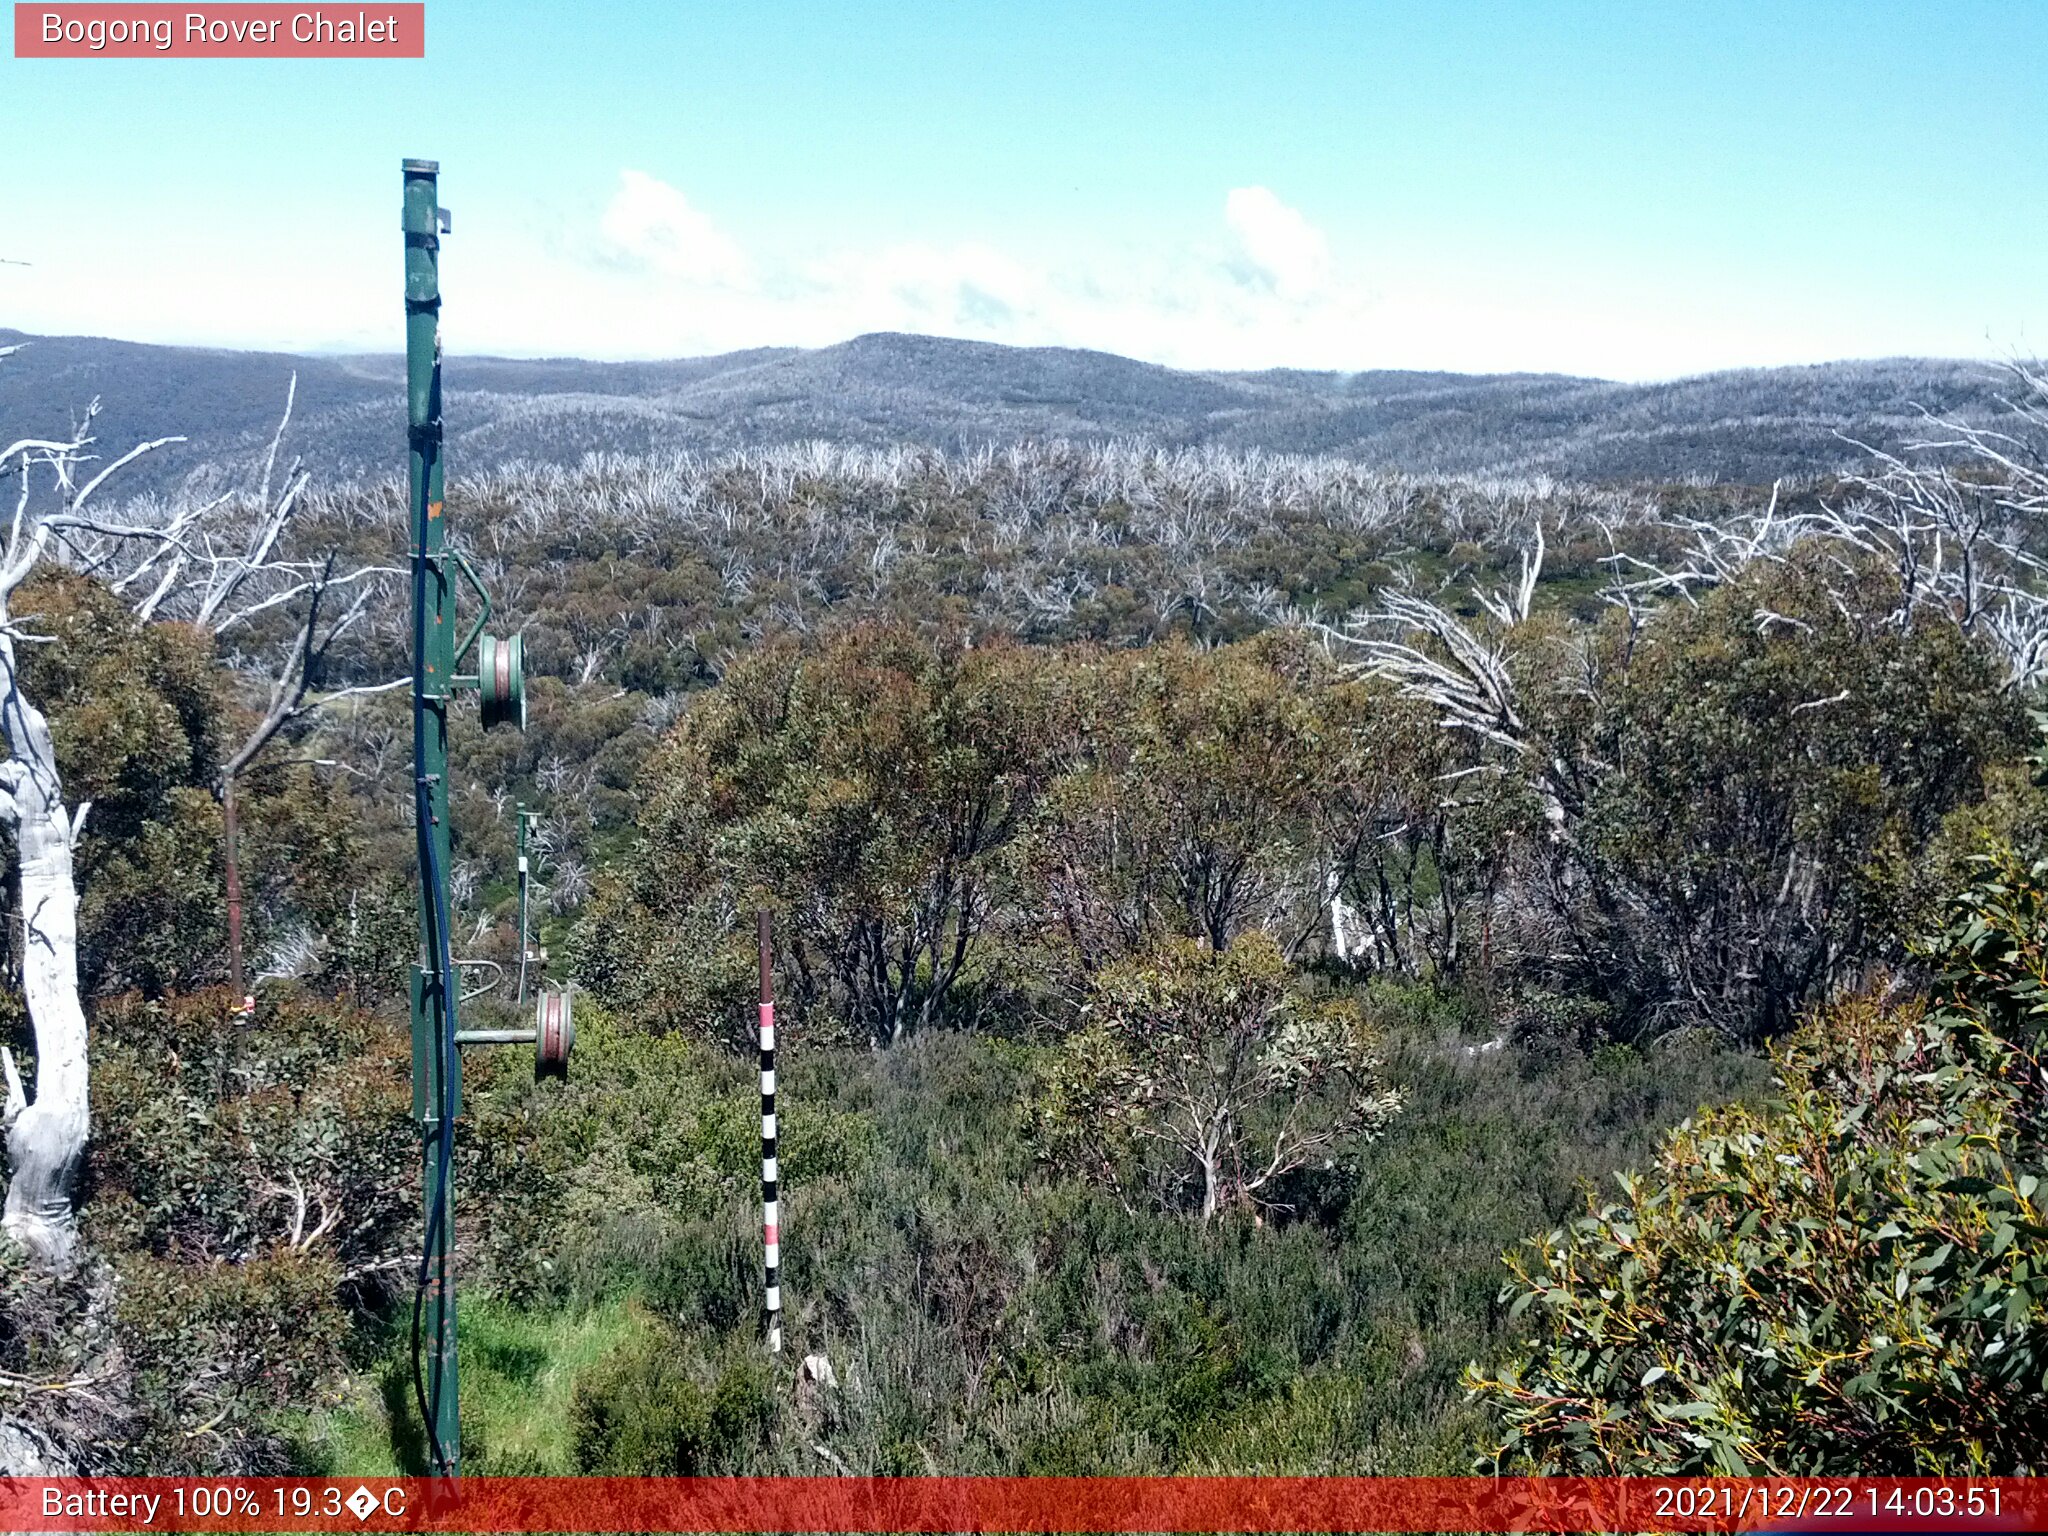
[151,382,404,1000]
[1324,865,1353,964]
[0,366,398,1266]
[1595,366,2048,687]
[0,385,189,1268]
[1331,521,1575,834]
[1826,371,2048,684]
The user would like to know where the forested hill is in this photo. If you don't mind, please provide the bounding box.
[0,326,2016,491]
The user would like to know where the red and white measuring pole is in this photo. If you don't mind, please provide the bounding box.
[758,908,781,1354]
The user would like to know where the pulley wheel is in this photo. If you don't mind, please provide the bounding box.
[478,632,526,732]
[535,988,573,1080]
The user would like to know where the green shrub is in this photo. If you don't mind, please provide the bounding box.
[276,1010,1762,1480]
[1469,873,2048,1474]
[568,1321,773,1473]
[1027,933,1399,1220]
[1532,551,2025,1041]
[35,987,420,1472]
[116,1248,349,1472]
[460,1004,874,1304]
[86,988,415,1274]
[642,1212,756,1332]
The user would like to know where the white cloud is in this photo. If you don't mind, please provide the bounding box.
[812,239,1050,334]
[598,169,750,287]
[0,169,1999,380]
[1223,186,1332,300]
[512,172,1371,369]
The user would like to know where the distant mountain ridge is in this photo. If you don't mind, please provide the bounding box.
[0,327,2019,492]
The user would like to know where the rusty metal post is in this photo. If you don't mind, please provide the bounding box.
[223,775,248,1015]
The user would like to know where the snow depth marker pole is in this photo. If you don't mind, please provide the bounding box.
[759,908,781,1354]
[515,803,542,1003]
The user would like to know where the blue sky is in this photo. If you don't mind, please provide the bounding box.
[2,1,2043,378]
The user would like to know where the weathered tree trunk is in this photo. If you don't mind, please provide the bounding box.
[1198,1127,1221,1223]
[0,1415,73,1475]
[0,636,90,1271]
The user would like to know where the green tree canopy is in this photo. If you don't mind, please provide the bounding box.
[1469,844,2048,1473]
[1540,552,2025,1040]
[0,570,359,1002]
[1028,933,1400,1221]
[576,625,1062,1045]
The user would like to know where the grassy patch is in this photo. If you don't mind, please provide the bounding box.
[294,1297,649,1475]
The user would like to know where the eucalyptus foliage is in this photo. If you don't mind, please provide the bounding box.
[1029,934,1400,1221]
[1469,848,2048,1473]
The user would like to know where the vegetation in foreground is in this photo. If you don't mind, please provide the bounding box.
[5,375,2048,1474]
[292,997,1765,1475]
[1472,837,2048,1472]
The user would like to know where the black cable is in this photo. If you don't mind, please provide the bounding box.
[409,1114,445,1467]
[427,799,457,1465]
[407,430,459,1478]
[409,777,453,1475]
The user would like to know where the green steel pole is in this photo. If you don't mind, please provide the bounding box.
[404,156,461,1477]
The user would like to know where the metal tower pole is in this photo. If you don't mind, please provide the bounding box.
[404,155,461,1477]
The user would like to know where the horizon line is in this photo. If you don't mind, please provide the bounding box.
[0,325,2024,391]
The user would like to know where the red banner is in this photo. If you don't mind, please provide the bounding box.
[13,4,424,57]
[2,1477,2043,1533]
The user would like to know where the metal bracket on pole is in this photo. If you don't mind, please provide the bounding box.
[448,546,492,670]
